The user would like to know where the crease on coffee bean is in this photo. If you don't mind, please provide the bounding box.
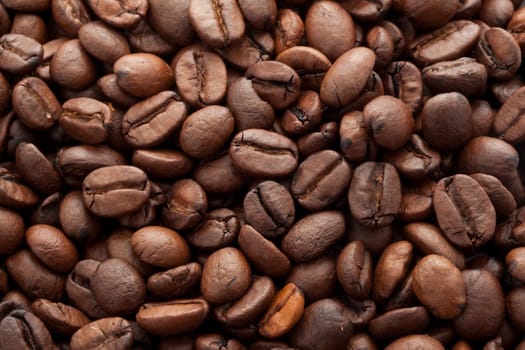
[479,39,514,72]
[64,0,90,24]
[233,138,296,158]
[123,97,180,136]
[444,177,481,245]
[10,312,39,349]
[295,155,343,200]
[21,81,55,120]
[0,38,38,61]
[193,51,207,105]
[253,187,289,233]
[211,0,230,46]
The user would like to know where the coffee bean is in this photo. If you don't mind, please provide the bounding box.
[276,46,331,91]
[413,254,466,319]
[385,334,445,350]
[31,299,90,337]
[0,207,24,255]
[0,34,43,75]
[195,334,246,350]
[147,262,201,299]
[0,309,56,350]
[201,247,251,304]
[298,121,339,158]
[281,90,323,135]
[348,333,378,350]
[59,97,111,144]
[50,39,97,90]
[86,0,147,29]
[193,153,249,193]
[337,241,373,300]
[471,173,517,217]
[65,260,107,319]
[476,27,521,80]
[258,283,304,338]
[162,179,207,231]
[381,61,423,113]
[0,167,39,209]
[70,317,134,350]
[238,0,277,31]
[131,226,190,268]
[148,0,196,47]
[51,0,91,37]
[78,21,131,65]
[273,9,304,54]
[369,306,430,340]
[106,228,154,277]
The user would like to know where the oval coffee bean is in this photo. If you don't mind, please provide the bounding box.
[31,299,90,337]
[412,254,466,319]
[476,27,521,80]
[337,241,373,300]
[368,306,430,340]
[162,179,207,231]
[0,309,56,350]
[147,262,202,299]
[82,165,151,218]
[86,0,147,29]
[131,226,190,269]
[281,210,345,263]
[385,335,445,350]
[187,208,239,251]
[70,317,134,350]
[493,86,525,144]
[15,142,62,195]
[65,260,108,319]
[59,97,111,145]
[470,173,517,217]
[0,207,25,255]
[286,256,337,304]
[0,34,43,75]
[201,247,251,304]
[230,129,299,178]
[78,21,131,65]
[50,39,96,90]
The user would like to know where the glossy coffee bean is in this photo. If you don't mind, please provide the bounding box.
[59,97,111,144]
[147,262,201,299]
[476,27,521,80]
[0,34,43,75]
[131,226,190,269]
[50,39,96,90]
[86,0,147,29]
[385,335,445,350]
[162,179,207,231]
[31,299,90,337]
[0,308,56,350]
[285,256,337,303]
[337,241,373,300]
[0,207,25,255]
[258,283,304,338]
[70,317,134,350]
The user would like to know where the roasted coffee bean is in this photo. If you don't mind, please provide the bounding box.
[337,241,373,300]
[246,61,301,110]
[15,142,62,195]
[273,8,304,54]
[339,111,377,164]
[369,306,430,340]
[70,317,134,350]
[0,207,25,255]
[65,260,107,319]
[281,90,323,135]
[285,256,337,303]
[471,173,517,217]
[78,21,130,65]
[291,150,351,211]
[366,26,395,70]
[399,0,458,29]
[136,298,209,336]
[50,39,96,90]
[321,47,376,108]
[276,46,331,92]
[433,174,496,249]
[259,283,304,338]
[0,308,56,350]
[59,97,111,144]
[147,0,195,46]
[479,0,513,27]
[230,129,299,178]
[32,299,90,337]
[476,27,521,80]
[217,30,274,71]
[131,226,190,269]
[348,162,402,228]
[51,0,91,37]
[82,165,151,218]
[382,61,423,113]
[162,179,207,231]
[201,247,251,305]
[238,0,277,31]
[385,334,445,350]
[147,262,201,299]
[298,121,338,157]
[0,167,39,209]
[0,34,43,75]
[86,0,147,29]
[413,254,466,319]
[114,53,174,98]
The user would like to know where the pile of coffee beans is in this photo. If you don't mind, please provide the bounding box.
[2,0,525,348]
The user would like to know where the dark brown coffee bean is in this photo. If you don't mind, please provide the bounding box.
[51,0,91,37]
[238,0,277,30]
[106,228,155,277]
[433,174,496,249]
[11,13,46,45]
[506,247,525,285]
[78,21,130,65]
[15,142,62,195]
[410,20,481,66]
[399,0,458,29]
[97,73,138,109]
[189,0,245,48]
[238,224,291,278]
[337,241,373,300]
[162,179,207,231]
[131,226,190,269]
[0,207,24,256]
[403,222,465,269]
[298,121,338,157]
[59,97,111,144]
[125,20,175,57]
[288,298,353,350]
[0,34,43,75]
[132,149,193,180]
[413,254,466,319]
[305,1,355,61]
[492,86,525,144]
[56,145,127,188]
[476,27,521,80]
[479,0,513,27]
[398,181,435,222]
[193,152,249,194]
[2,0,49,12]
[86,0,147,29]
[215,275,274,328]
[453,269,505,340]
[369,306,430,340]
[385,335,445,350]
[246,61,301,110]
[6,249,65,301]
[147,262,201,299]
[195,334,246,350]
[227,77,275,131]
[0,309,56,350]
[372,241,413,303]
[90,258,146,316]
[281,90,323,135]
[471,173,517,217]
[285,256,337,304]
[493,206,525,250]
[383,272,417,312]
[136,298,209,336]
[58,190,102,243]
[0,73,9,115]
[321,47,376,108]
[421,92,473,151]
[147,0,195,46]
[291,150,351,211]
[339,111,377,164]
[230,129,299,178]
[348,162,402,228]
[491,75,524,105]
[31,299,90,337]
[175,50,227,108]
[65,260,108,319]
[259,283,304,338]
[382,61,423,113]
[0,167,39,209]
[276,46,331,92]
[114,53,174,98]
[217,30,274,71]
[50,39,97,90]
[341,0,392,22]
[467,254,504,281]
[273,8,304,54]
[122,91,187,148]
[179,106,234,159]
[281,210,345,262]
[70,317,134,350]
[187,208,239,251]
[201,247,251,304]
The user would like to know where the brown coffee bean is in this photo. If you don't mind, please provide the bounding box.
[238,224,291,278]
[230,129,299,178]
[348,162,402,228]
[298,121,339,158]
[65,260,108,319]
[6,250,65,301]
[59,191,102,244]
[366,26,395,70]
[0,167,39,209]
[82,165,151,218]
[281,90,323,135]
[90,258,146,316]
[273,8,304,54]
[189,0,245,48]
[201,247,251,304]
[341,0,392,22]
[50,39,97,90]
[0,308,56,350]
[51,0,91,37]
[385,335,445,350]
[476,27,521,80]
[433,174,496,249]
[348,333,378,350]
[238,0,277,30]
[78,21,131,65]
[339,111,377,164]
[372,241,413,303]
[175,50,227,108]
[471,173,517,217]
[259,283,304,338]
[400,0,458,29]
[0,207,24,255]
[382,61,423,113]
[276,46,331,91]
[0,34,43,75]
[31,299,90,337]
[246,61,301,110]
[285,256,337,304]
[321,47,376,108]
[162,179,207,231]
[291,150,351,211]
[86,0,147,29]
[217,30,274,71]
[305,1,355,61]
[492,86,525,144]
[59,97,111,144]
[187,208,239,251]
[131,226,190,269]
[114,53,174,98]
[453,269,505,340]
[147,262,201,299]
[413,254,466,319]
[337,241,373,300]
[132,149,193,180]
[195,334,246,350]
[15,142,62,195]
[179,106,234,159]
[369,306,430,340]
[70,317,134,350]
[147,0,195,46]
